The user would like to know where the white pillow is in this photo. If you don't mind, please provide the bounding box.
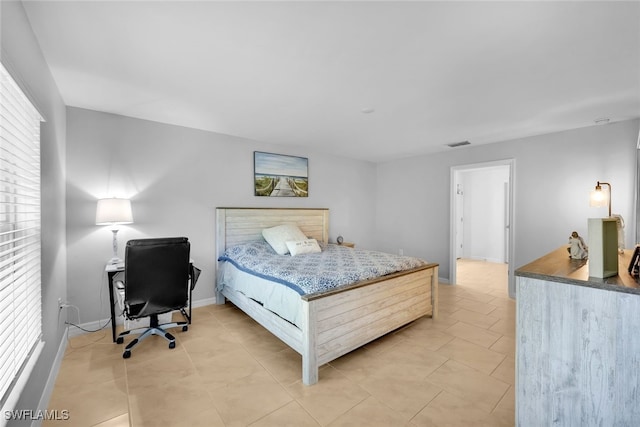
[286,239,322,256]
[262,224,307,255]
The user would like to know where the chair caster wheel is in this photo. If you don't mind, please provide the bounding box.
[169,341,176,349]
[116,337,124,344]
[182,325,188,332]
[123,351,131,359]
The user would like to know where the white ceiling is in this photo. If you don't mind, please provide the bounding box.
[22,1,640,163]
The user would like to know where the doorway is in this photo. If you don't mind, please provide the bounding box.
[450,159,515,298]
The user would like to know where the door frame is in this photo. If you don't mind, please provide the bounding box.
[450,158,516,298]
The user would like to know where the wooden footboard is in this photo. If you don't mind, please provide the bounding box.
[220,262,438,385]
[300,264,438,384]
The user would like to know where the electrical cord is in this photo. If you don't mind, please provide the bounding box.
[59,303,111,332]
[57,268,123,348]
[64,320,111,333]
[59,302,110,348]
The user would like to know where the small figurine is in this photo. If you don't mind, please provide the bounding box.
[568,231,588,259]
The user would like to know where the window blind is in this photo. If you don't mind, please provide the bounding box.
[0,62,43,411]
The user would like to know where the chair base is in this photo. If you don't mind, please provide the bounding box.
[117,318,188,358]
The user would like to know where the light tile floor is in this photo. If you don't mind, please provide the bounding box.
[44,259,513,426]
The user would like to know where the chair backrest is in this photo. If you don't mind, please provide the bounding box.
[124,237,190,318]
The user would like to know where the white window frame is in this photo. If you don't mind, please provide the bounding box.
[0,62,44,421]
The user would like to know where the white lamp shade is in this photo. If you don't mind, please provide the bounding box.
[96,198,133,225]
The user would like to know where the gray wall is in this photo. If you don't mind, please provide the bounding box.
[1,1,68,423]
[376,119,640,284]
[65,107,377,325]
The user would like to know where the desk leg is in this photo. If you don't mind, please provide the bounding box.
[108,271,117,342]
[180,285,193,324]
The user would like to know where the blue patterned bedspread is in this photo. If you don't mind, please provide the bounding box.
[218,241,427,296]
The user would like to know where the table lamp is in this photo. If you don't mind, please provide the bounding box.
[589,181,611,217]
[96,198,133,264]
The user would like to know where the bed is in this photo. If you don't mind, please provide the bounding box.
[215,207,439,385]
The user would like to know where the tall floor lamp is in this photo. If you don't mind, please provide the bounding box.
[96,198,133,264]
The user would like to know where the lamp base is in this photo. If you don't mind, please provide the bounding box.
[110,229,122,265]
[108,257,123,265]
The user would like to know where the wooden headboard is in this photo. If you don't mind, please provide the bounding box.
[215,207,329,259]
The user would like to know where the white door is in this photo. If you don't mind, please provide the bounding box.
[456,183,464,259]
[504,181,510,263]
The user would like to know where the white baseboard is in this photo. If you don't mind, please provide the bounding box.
[67,297,218,338]
[192,297,216,308]
[438,276,451,285]
[33,329,68,427]
[468,256,505,264]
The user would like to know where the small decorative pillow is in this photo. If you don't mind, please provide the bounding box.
[286,239,322,256]
[262,224,308,255]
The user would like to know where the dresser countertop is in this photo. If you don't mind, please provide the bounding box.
[515,246,640,295]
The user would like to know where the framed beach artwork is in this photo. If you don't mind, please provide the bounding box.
[254,151,308,197]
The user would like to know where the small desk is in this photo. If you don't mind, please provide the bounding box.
[106,261,196,343]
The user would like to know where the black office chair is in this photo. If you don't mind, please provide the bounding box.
[116,237,191,358]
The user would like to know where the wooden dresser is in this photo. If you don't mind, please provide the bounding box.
[515,246,640,426]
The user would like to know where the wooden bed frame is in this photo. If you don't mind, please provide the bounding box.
[215,207,439,385]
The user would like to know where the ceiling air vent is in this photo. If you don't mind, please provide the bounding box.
[446,140,471,148]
